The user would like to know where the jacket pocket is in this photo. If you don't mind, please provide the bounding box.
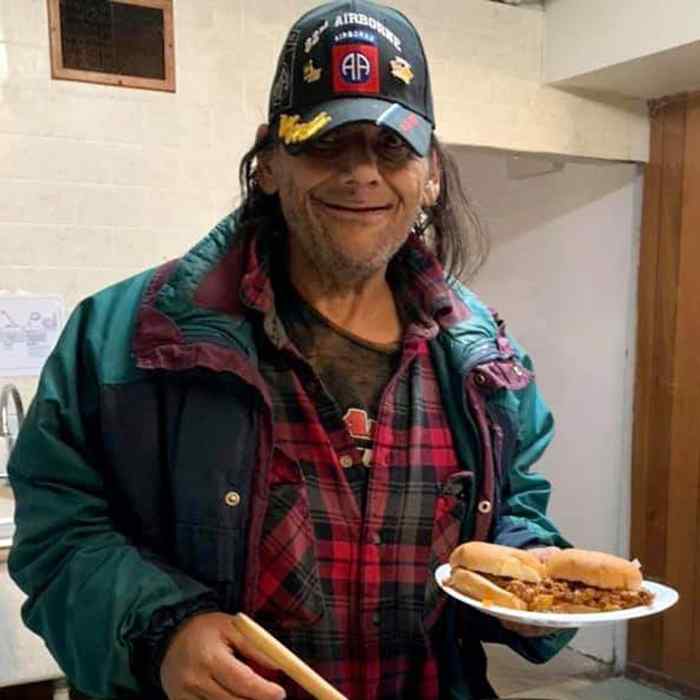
[254,480,325,629]
[430,471,472,564]
[174,522,239,583]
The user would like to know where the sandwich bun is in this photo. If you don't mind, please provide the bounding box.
[445,568,527,610]
[449,541,545,583]
[545,548,643,591]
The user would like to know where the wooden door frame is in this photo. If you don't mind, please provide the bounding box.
[628,90,700,698]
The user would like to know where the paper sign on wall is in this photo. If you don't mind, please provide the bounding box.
[0,295,65,377]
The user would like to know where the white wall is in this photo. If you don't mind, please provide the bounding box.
[408,0,649,162]
[0,0,259,408]
[0,0,650,407]
[544,0,700,83]
[455,145,642,664]
[0,0,647,682]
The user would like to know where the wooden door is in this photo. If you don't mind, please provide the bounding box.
[628,91,700,697]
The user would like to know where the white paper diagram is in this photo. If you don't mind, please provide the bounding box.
[0,295,64,376]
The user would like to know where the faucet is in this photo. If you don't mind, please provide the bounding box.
[0,383,25,480]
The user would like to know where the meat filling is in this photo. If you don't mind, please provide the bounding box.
[483,574,655,612]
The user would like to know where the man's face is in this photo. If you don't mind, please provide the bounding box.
[261,123,435,285]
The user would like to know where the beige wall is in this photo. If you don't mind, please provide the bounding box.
[0,0,648,402]
[420,0,649,162]
[545,0,700,83]
[0,0,652,503]
[0,0,651,680]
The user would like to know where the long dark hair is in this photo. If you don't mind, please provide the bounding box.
[237,129,489,282]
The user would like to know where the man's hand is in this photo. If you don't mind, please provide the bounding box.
[500,546,562,638]
[500,619,559,637]
[160,612,286,700]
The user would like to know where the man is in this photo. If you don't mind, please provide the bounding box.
[8,1,574,699]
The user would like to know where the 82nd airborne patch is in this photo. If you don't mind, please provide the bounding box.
[332,43,379,94]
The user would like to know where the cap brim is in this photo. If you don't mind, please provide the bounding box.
[283,98,433,157]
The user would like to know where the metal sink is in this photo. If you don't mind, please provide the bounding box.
[0,384,24,486]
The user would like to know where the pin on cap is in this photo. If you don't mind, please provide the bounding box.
[268,0,435,156]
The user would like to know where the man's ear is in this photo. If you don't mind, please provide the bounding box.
[429,149,441,202]
[422,149,441,207]
[254,124,278,195]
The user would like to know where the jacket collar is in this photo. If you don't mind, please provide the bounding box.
[132,210,498,375]
[237,222,472,341]
[132,212,261,378]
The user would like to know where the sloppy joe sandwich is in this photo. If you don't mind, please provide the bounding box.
[445,542,655,613]
[541,548,654,613]
[446,542,545,611]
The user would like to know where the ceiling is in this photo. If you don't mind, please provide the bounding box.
[548,40,700,100]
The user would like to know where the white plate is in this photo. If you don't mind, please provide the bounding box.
[434,563,679,628]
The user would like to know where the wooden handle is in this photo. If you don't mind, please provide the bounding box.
[231,613,348,700]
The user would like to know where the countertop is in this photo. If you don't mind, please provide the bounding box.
[0,482,63,687]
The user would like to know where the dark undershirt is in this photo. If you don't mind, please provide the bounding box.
[275,278,401,512]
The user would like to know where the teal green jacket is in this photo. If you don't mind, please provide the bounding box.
[8,213,574,699]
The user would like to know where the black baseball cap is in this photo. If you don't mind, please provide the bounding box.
[268,0,435,156]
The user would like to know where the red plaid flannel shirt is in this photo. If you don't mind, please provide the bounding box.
[241,236,470,700]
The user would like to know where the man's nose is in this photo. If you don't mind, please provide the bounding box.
[337,141,381,185]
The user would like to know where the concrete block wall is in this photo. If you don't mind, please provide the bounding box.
[0,0,651,452]
[0,0,250,402]
[0,2,647,363]
[0,0,651,678]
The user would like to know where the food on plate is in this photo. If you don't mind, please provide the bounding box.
[541,548,654,612]
[446,542,545,611]
[445,542,655,613]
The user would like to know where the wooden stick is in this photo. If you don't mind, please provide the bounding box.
[231,613,348,700]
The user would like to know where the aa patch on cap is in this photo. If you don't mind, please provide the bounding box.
[332,43,379,94]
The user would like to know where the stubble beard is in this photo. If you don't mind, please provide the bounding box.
[284,196,411,292]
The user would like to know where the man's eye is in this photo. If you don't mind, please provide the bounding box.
[381,134,407,149]
[314,135,340,149]
[378,134,411,159]
[304,136,341,157]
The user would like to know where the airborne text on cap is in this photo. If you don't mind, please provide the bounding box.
[334,12,402,52]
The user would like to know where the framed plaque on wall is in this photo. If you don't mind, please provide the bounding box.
[47,0,175,92]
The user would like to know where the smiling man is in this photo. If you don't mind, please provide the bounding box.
[258,122,433,345]
[8,2,575,700]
